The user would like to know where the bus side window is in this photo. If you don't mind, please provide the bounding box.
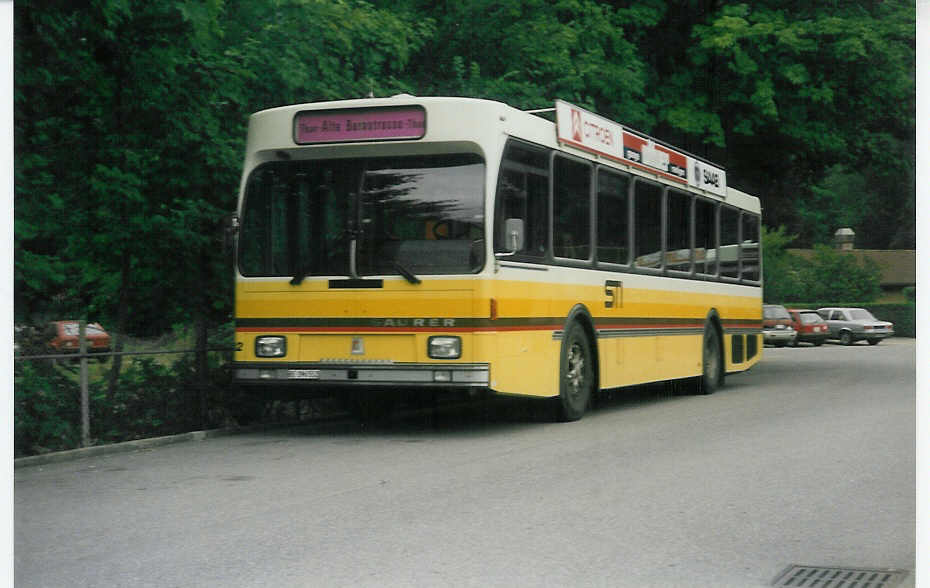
[741,213,760,282]
[666,189,692,273]
[596,169,630,265]
[633,180,663,269]
[494,141,549,258]
[553,156,591,260]
[695,198,716,276]
[240,165,291,277]
[719,206,740,278]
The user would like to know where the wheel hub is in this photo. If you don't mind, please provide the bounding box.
[566,342,585,397]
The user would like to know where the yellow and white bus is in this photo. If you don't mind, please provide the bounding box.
[231,95,762,421]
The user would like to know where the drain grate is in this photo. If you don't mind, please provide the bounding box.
[772,565,909,588]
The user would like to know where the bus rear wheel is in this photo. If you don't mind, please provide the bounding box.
[555,322,594,421]
[695,323,723,395]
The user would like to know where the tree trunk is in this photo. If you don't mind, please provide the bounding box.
[106,251,131,402]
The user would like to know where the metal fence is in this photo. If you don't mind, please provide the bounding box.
[14,320,234,448]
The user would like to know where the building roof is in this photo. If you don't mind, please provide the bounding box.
[786,249,916,286]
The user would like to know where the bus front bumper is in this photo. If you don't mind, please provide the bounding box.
[233,362,490,388]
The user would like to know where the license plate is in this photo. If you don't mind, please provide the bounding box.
[288,369,320,380]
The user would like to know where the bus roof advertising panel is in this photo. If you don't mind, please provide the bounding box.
[555,100,726,197]
[294,106,426,144]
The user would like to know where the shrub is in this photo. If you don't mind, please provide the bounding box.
[794,245,882,302]
[93,357,182,444]
[763,235,883,303]
[762,226,804,303]
[862,303,915,338]
[14,361,82,456]
[14,323,238,457]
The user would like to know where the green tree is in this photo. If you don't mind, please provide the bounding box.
[14,0,430,330]
[796,165,870,247]
[795,245,882,303]
[15,0,431,412]
[762,226,881,303]
[761,225,802,303]
[387,0,651,122]
[667,1,915,247]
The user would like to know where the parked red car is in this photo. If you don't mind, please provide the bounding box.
[46,321,112,358]
[786,309,829,346]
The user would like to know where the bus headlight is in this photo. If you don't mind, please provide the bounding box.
[255,336,287,358]
[428,336,461,359]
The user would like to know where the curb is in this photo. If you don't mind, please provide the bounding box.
[12,418,353,469]
[14,428,240,469]
[14,396,491,469]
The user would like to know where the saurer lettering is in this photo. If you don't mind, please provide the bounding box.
[378,318,457,327]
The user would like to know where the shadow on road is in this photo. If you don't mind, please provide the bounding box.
[264,377,746,440]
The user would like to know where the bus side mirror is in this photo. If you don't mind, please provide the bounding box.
[224,213,240,253]
[496,218,524,258]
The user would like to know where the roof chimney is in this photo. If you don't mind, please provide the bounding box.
[834,227,855,251]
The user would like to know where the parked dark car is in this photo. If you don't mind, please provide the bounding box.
[816,307,894,346]
[762,304,797,347]
[45,320,112,359]
[786,309,829,346]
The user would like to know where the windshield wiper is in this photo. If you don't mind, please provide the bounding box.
[393,261,421,285]
[290,268,309,286]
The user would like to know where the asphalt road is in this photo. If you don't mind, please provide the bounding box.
[15,338,916,587]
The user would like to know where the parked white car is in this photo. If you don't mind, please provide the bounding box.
[816,307,894,346]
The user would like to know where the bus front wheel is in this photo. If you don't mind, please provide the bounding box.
[555,322,594,421]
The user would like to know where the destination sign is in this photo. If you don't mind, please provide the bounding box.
[294,106,426,144]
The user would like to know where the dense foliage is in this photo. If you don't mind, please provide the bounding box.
[762,226,882,304]
[15,0,915,333]
[14,332,234,456]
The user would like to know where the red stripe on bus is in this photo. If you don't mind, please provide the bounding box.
[558,138,689,185]
[234,323,760,333]
[235,325,562,333]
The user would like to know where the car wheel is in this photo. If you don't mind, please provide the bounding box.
[867,339,880,346]
[814,340,823,347]
[554,321,594,422]
[839,331,854,346]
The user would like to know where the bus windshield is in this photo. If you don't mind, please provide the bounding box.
[239,153,485,280]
